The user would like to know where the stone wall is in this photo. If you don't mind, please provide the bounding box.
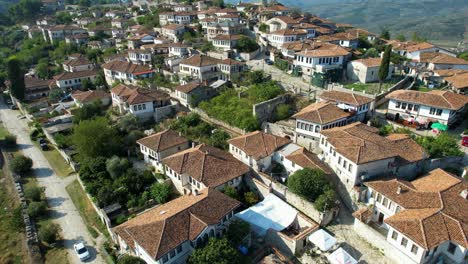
[353,219,418,264]
[237,48,260,61]
[253,94,289,123]
[191,107,245,135]
[262,120,295,140]
[153,104,175,122]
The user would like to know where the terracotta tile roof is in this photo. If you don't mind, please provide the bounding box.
[219,58,244,65]
[71,90,109,103]
[292,101,350,124]
[386,90,468,110]
[53,70,97,81]
[24,76,52,90]
[137,129,189,153]
[295,42,350,58]
[321,123,425,164]
[282,40,316,52]
[385,134,427,164]
[389,41,435,53]
[270,16,304,25]
[344,28,376,37]
[114,188,240,260]
[111,84,170,105]
[365,169,467,249]
[433,69,468,77]
[180,55,221,67]
[420,52,468,65]
[352,58,382,68]
[444,71,468,90]
[320,90,374,106]
[270,28,307,36]
[162,144,250,188]
[228,131,291,160]
[175,81,203,93]
[285,148,333,175]
[161,23,185,30]
[62,57,92,67]
[102,60,154,75]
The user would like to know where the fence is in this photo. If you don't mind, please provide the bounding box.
[245,173,337,226]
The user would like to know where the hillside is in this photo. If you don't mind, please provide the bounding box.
[0,0,18,13]
[229,0,467,45]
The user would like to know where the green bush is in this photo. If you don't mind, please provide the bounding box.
[223,186,239,200]
[314,189,337,212]
[25,186,42,202]
[3,135,17,147]
[117,255,146,264]
[244,192,258,206]
[415,133,464,158]
[150,182,172,204]
[9,155,33,175]
[287,168,330,201]
[274,104,292,121]
[28,201,47,219]
[38,223,59,244]
[54,133,70,149]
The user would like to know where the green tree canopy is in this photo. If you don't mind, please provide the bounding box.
[10,155,33,175]
[314,189,337,212]
[72,117,121,158]
[188,238,243,264]
[72,101,103,123]
[7,56,25,100]
[226,219,250,246]
[236,36,260,53]
[38,223,59,244]
[150,182,172,204]
[379,29,391,40]
[287,168,330,201]
[415,133,463,158]
[378,45,392,92]
[106,156,131,179]
[117,255,146,264]
[8,0,43,23]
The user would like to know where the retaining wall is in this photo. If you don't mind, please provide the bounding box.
[253,95,288,123]
[191,107,245,135]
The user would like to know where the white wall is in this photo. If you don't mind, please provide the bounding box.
[387,99,453,125]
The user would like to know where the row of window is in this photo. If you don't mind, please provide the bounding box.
[160,244,183,263]
[231,145,248,159]
[270,35,297,42]
[321,138,353,173]
[296,121,320,133]
[63,77,92,85]
[391,231,420,255]
[132,103,147,112]
[394,101,420,112]
[375,192,400,213]
[140,145,157,160]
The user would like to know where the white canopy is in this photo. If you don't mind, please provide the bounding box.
[308,229,337,251]
[327,247,358,264]
[235,194,297,236]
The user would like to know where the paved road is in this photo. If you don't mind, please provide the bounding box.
[0,102,104,264]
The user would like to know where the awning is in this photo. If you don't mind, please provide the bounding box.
[430,122,448,131]
[308,229,337,251]
[327,247,358,264]
[235,194,297,236]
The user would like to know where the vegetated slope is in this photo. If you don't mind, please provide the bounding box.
[0,0,18,13]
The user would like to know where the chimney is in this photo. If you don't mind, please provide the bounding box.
[192,142,196,148]
[460,189,468,200]
[396,186,402,195]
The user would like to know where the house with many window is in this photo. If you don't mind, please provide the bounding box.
[386,90,468,127]
[211,34,242,51]
[137,129,191,172]
[162,144,250,195]
[127,49,152,65]
[110,84,172,121]
[102,60,155,86]
[52,70,97,89]
[62,56,95,72]
[228,131,291,173]
[319,122,427,189]
[318,90,374,121]
[179,55,221,81]
[357,168,467,264]
[267,28,307,49]
[174,81,215,107]
[293,42,350,76]
[114,188,240,264]
[71,90,110,107]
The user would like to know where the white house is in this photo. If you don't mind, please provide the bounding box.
[168,43,189,57]
[206,21,243,41]
[319,122,426,189]
[179,55,221,82]
[160,24,186,42]
[71,90,110,107]
[174,81,213,107]
[318,90,374,122]
[162,144,250,195]
[114,188,240,264]
[389,41,455,61]
[267,28,307,49]
[419,52,468,71]
[137,129,190,172]
[62,57,94,72]
[110,84,172,121]
[386,90,468,127]
[211,34,242,51]
[127,49,152,65]
[102,60,155,86]
[228,130,291,173]
[293,42,350,76]
[52,70,97,89]
[45,25,86,43]
[360,168,467,264]
[347,58,394,83]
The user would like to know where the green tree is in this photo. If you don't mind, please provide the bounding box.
[287,168,330,201]
[72,117,121,158]
[36,60,50,79]
[150,182,172,204]
[116,114,139,133]
[7,56,25,100]
[188,238,243,264]
[244,192,258,206]
[10,155,33,175]
[314,189,337,212]
[3,135,17,147]
[8,0,43,23]
[274,104,291,121]
[48,88,65,103]
[28,201,47,219]
[25,186,42,202]
[117,255,146,264]
[38,223,59,244]
[379,29,391,40]
[396,34,406,42]
[458,52,468,61]
[226,219,250,246]
[106,156,131,179]
[72,101,103,123]
[378,45,392,92]
[364,48,379,58]
[236,36,260,53]
[415,133,463,158]
[411,32,427,42]
[223,186,239,200]
[259,23,268,33]
[56,12,73,24]
[208,129,230,150]
[212,0,225,8]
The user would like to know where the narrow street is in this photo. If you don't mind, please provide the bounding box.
[0,101,104,264]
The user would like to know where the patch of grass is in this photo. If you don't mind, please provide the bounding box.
[38,144,74,178]
[0,169,28,264]
[344,82,394,94]
[0,125,9,140]
[66,180,109,239]
[44,246,69,264]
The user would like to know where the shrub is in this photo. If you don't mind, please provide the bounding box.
[415,133,464,158]
[11,206,25,231]
[38,223,59,244]
[28,201,47,219]
[314,189,337,212]
[287,168,330,201]
[274,104,292,121]
[150,182,172,204]
[244,192,258,206]
[54,133,70,149]
[117,255,146,264]
[226,219,250,246]
[223,186,239,200]
[25,186,42,202]
[9,155,33,175]
[3,135,17,147]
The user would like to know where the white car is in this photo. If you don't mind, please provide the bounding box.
[74,242,90,261]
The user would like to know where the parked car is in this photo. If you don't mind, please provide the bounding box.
[264,59,273,65]
[10,104,18,110]
[39,138,48,150]
[73,242,90,261]
[462,135,468,147]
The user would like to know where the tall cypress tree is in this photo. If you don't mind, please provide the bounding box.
[378,45,392,93]
[7,56,25,100]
